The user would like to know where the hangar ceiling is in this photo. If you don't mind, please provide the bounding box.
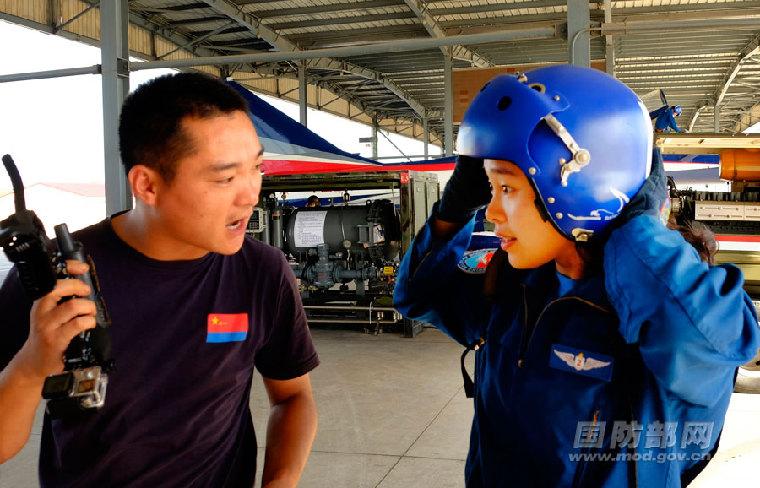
[2,0,760,144]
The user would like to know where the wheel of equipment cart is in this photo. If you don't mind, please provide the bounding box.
[403,318,423,338]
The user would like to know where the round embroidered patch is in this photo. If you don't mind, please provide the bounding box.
[458,248,497,274]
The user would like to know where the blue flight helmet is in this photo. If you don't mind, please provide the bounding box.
[673,105,682,116]
[456,65,653,242]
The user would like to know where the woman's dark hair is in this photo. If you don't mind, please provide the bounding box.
[118,72,249,183]
[576,238,605,276]
[668,217,718,265]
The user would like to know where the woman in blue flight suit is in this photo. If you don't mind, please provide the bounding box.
[394,65,759,487]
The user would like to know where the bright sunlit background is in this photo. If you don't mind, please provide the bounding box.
[0,19,440,192]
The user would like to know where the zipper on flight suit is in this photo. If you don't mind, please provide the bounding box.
[516,287,612,368]
[516,284,531,368]
[572,408,602,488]
[513,285,637,487]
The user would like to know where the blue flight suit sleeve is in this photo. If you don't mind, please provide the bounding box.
[393,211,492,346]
[666,111,682,132]
[604,214,760,407]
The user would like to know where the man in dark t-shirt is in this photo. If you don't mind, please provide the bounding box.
[0,73,319,487]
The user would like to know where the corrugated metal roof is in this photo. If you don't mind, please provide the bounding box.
[2,0,760,142]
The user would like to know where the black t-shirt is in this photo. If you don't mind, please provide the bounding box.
[0,218,319,487]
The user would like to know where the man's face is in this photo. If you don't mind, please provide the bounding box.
[484,159,574,269]
[151,110,263,258]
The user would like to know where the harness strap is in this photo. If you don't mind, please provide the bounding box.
[461,338,485,399]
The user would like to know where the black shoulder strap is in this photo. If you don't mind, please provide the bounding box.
[461,338,485,399]
[461,247,511,399]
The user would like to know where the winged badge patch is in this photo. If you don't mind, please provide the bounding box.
[549,344,613,382]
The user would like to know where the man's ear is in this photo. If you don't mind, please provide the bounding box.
[128,165,162,206]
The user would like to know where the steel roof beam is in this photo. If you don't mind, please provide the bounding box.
[602,17,760,34]
[618,40,751,50]
[402,0,492,67]
[267,12,418,32]
[165,16,228,26]
[617,48,744,58]
[618,71,725,78]
[439,13,567,31]
[429,0,566,17]
[714,33,760,108]
[350,52,446,63]
[0,65,100,83]
[616,62,731,69]
[317,76,365,83]
[620,37,755,47]
[385,71,442,79]
[621,30,756,40]
[205,44,271,53]
[653,89,727,96]
[621,80,721,87]
[613,3,760,23]
[245,0,401,19]
[132,3,211,14]
[291,26,430,48]
[616,68,728,76]
[626,35,758,49]
[131,26,558,70]
[157,21,239,60]
[76,0,230,61]
[617,53,738,61]
[690,33,760,132]
[397,82,445,88]
[195,0,427,117]
[391,77,443,84]
[441,7,759,32]
[627,84,718,90]
[609,4,760,19]
[191,25,249,37]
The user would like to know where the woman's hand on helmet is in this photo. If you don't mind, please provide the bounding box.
[616,148,668,225]
[437,155,492,224]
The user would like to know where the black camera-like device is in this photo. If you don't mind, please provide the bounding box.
[0,154,113,418]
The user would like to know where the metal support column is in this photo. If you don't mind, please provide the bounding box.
[423,113,429,160]
[100,0,132,214]
[371,117,379,160]
[567,0,591,67]
[714,105,721,133]
[443,48,454,157]
[298,62,307,127]
[603,0,614,76]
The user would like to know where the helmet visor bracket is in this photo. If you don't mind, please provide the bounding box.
[543,114,591,187]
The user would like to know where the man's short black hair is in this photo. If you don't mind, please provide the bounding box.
[118,72,249,182]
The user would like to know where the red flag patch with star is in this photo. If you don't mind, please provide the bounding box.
[207,313,249,343]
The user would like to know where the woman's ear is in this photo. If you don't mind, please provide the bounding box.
[128,165,161,206]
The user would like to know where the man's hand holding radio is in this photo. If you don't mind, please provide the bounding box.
[15,260,97,382]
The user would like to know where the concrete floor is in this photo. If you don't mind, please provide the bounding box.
[1,327,758,487]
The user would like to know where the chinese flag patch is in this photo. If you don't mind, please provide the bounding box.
[206,313,249,343]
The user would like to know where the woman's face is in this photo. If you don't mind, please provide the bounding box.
[483,159,580,272]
